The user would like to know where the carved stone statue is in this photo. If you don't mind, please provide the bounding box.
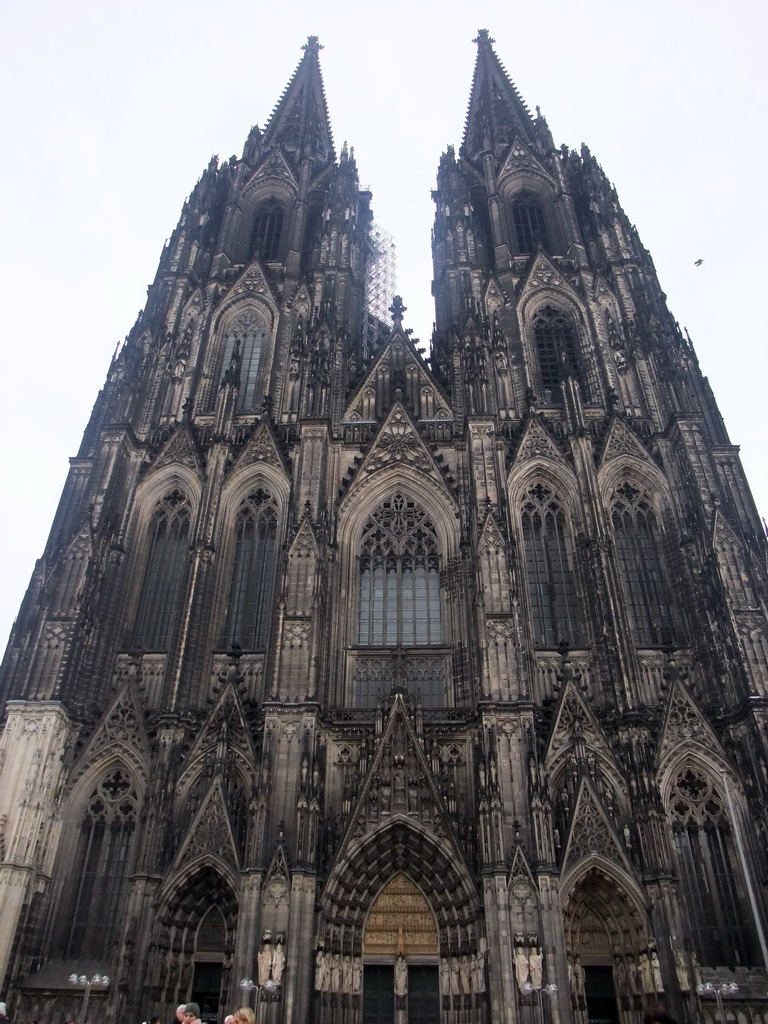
[529,947,543,989]
[638,951,654,994]
[394,956,408,998]
[257,944,272,985]
[271,942,285,985]
[314,950,327,991]
[514,946,530,988]
[651,950,663,992]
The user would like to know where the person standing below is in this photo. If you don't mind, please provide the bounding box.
[171,1005,186,1024]
[183,1003,202,1024]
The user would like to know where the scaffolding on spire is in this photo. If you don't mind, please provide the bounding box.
[365,222,397,323]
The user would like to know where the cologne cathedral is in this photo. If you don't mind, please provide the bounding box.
[2,30,768,1024]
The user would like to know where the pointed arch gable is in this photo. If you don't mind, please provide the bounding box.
[156,857,241,926]
[596,457,671,513]
[321,817,480,954]
[338,466,460,559]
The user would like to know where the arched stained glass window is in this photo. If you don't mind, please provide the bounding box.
[221,310,268,412]
[65,767,138,957]
[521,484,580,648]
[511,195,548,254]
[670,768,757,968]
[611,483,670,646]
[533,305,582,403]
[250,201,284,262]
[357,493,442,648]
[134,490,191,650]
[224,488,278,651]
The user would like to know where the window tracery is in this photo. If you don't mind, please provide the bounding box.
[520,484,580,648]
[224,488,278,651]
[250,200,284,262]
[533,306,582,402]
[357,493,442,649]
[670,768,757,967]
[221,309,268,413]
[65,767,139,957]
[610,482,670,646]
[511,194,548,254]
[134,489,191,650]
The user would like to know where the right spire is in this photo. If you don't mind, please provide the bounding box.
[462,28,539,161]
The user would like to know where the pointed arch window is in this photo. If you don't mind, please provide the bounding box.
[511,194,548,254]
[533,305,583,403]
[521,484,581,648]
[611,483,670,646]
[357,493,442,648]
[221,309,268,412]
[134,490,191,650]
[224,488,278,651]
[670,768,757,967]
[250,200,284,262]
[64,767,138,957]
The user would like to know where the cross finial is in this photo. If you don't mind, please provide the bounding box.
[473,28,495,46]
[302,35,322,53]
[389,296,406,324]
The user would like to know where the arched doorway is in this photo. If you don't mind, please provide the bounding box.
[362,873,440,1024]
[146,864,239,1023]
[563,866,651,1024]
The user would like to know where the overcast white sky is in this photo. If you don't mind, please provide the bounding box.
[1,0,766,647]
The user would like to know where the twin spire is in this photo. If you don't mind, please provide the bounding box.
[261,35,335,164]
[259,31,538,168]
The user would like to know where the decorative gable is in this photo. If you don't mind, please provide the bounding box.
[230,259,275,301]
[520,252,579,301]
[148,423,202,475]
[561,778,631,875]
[243,148,298,194]
[349,403,449,490]
[232,420,288,473]
[656,679,723,769]
[600,417,656,468]
[174,777,240,871]
[72,682,150,785]
[545,682,609,771]
[512,416,566,466]
[498,135,556,187]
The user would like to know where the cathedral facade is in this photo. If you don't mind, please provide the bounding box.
[1,31,768,1024]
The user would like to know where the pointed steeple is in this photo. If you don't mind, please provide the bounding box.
[462,29,537,161]
[261,36,335,167]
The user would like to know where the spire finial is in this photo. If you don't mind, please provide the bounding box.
[473,28,495,46]
[303,35,322,53]
[389,296,406,325]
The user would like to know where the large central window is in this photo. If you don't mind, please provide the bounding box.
[357,493,442,648]
[533,305,582,402]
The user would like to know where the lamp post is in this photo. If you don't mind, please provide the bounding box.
[239,978,256,1007]
[68,973,109,1024]
[697,981,739,1024]
[521,981,558,1023]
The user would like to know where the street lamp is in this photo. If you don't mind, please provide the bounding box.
[697,981,739,1024]
[239,978,256,1007]
[260,978,280,1002]
[521,981,558,1022]
[68,973,109,1024]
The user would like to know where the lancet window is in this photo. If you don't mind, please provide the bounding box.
[610,483,670,646]
[533,306,582,402]
[357,493,442,648]
[511,194,548,254]
[221,309,268,412]
[250,200,284,261]
[670,768,757,967]
[520,484,581,648]
[134,490,191,650]
[224,488,278,651]
[64,767,139,957]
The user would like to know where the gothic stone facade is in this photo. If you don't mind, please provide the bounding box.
[1,31,768,1024]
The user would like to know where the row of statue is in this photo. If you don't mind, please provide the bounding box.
[257,940,285,986]
[567,949,664,997]
[313,951,487,996]
[514,944,544,989]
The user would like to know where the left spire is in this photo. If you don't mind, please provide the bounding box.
[260,35,335,168]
